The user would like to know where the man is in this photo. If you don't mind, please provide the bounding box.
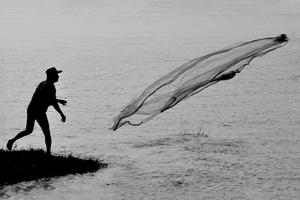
[6,67,67,155]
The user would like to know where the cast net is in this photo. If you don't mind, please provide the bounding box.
[111,34,288,130]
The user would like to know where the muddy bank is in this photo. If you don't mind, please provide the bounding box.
[0,149,108,186]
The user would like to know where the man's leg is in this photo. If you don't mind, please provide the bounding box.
[36,114,51,154]
[7,113,35,150]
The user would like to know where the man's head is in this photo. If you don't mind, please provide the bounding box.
[46,67,62,82]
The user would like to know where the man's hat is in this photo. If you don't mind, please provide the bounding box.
[46,67,62,75]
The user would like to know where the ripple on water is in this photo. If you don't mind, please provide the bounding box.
[124,134,252,199]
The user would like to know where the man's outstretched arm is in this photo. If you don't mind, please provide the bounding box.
[57,99,67,106]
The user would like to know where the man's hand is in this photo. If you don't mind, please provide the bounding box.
[58,99,67,106]
[61,114,66,123]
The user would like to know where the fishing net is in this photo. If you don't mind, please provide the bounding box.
[111,34,288,130]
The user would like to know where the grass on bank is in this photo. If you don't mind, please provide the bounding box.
[0,148,108,186]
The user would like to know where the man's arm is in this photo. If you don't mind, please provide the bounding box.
[50,86,66,122]
[53,102,66,122]
[57,99,67,106]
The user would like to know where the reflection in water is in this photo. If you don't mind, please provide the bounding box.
[1,178,55,199]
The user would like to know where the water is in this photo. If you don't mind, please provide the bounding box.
[1,0,300,199]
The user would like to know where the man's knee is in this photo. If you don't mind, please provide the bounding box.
[23,128,33,135]
[25,114,35,134]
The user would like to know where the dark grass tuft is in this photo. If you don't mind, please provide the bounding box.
[0,148,108,186]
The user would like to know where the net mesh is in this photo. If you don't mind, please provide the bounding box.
[111,34,288,130]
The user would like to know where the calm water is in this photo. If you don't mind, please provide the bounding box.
[1,0,300,199]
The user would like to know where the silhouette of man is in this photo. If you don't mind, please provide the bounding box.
[6,67,67,155]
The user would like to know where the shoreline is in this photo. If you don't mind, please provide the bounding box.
[0,148,108,186]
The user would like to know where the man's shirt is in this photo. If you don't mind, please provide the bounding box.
[28,81,56,114]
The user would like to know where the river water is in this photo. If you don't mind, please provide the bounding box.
[0,0,299,199]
